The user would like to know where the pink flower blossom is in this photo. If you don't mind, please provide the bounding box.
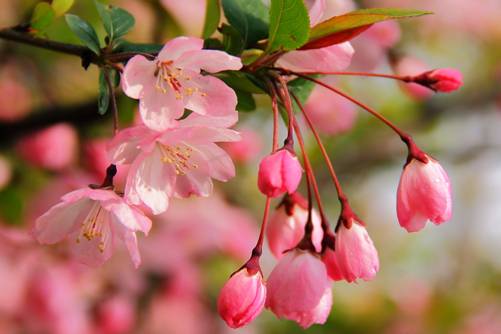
[305,0,327,26]
[16,123,78,171]
[108,118,240,214]
[220,128,263,163]
[258,149,303,198]
[416,68,463,93]
[276,42,354,73]
[266,250,332,328]
[397,156,452,232]
[323,221,379,282]
[217,268,266,328]
[122,36,242,131]
[96,294,136,334]
[267,194,323,258]
[33,187,152,267]
[304,77,357,135]
[160,0,205,37]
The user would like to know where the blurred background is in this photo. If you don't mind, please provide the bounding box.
[0,0,500,333]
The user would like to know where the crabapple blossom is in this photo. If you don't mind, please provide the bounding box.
[220,128,263,163]
[122,36,242,131]
[414,68,463,93]
[33,187,152,267]
[108,117,240,214]
[258,149,303,198]
[267,193,323,258]
[217,268,266,328]
[323,220,379,282]
[16,123,78,171]
[397,155,452,232]
[266,250,332,328]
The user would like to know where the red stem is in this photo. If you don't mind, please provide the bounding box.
[277,68,411,82]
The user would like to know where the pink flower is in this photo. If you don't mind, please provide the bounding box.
[397,156,452,232]
[160,0,206,37]
[217,268,266,328]
[96,294,136,334]
[266,250,332,328]
[108,117,240,214]
[16,123,78,171]
[122,36,242,131]
[305,0,327,26]
[276,42,354,73]
[258,149,303,198]
[323,220,379,282]
[304,76,357,135]
[267,194,323,258]
[33,187,152,267]
[416,68,463,93]
[220,128,263,163]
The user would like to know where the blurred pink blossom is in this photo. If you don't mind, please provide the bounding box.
[220,128,263,163]
[395,57,434,100]
[16,123,78,171]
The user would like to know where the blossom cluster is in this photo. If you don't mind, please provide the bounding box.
[29,0,463,330]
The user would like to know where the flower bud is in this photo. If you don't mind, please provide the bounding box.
[397,156,452,232]
[258,149,302,198]
[217,268,266,328]
[414,68,463,93]
[266,250,332,328]
[323,221,379,282]
[266,194,323,258]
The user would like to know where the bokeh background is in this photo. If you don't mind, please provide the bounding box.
[0,0,500,333]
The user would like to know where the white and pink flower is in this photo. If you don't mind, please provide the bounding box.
[33,187,152,267]
[108,117,240,214]
[122,36,242,131]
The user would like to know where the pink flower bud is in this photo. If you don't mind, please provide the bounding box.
[415,68,463,93]
[397,156,452,232]
[217,268,266,328]
[258,149,303,198]
[266,194,323,258]
[16,123,78,171]
[323,221,379,282]
[266,250,332,328]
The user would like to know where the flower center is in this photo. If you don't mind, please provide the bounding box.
[158,143,198,175]
[76,202,109,253]
[154,61,207,100]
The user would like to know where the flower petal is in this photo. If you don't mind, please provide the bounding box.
[108,126,151,165]
[139,85,184,131]
[176,50,243,73]
[157,36,204,62]
[195,143,235,181]
[122,55,155,99]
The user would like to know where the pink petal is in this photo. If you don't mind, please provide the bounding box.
[33,198,93,244]
[276,42,354,72]
[305,0,326,26]
[126,149,175,215]
[173,149,212,198]
[176,49,243,73]
[159,127,240,146]
[108,126,151,164]
[139,85,184,131]
[183,75,238,119]
[178,112,238,128]
[112,220,142,268]
[157,37,204,62]
[122,55,155,99]
[102,198,152,235]
[195,143,235,181]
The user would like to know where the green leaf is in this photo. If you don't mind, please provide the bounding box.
[221,0,269,48]
[303,8,432,49]
[202,0,221,39]
[98,70,110,115]
[95,1,135,41]
[267,0,310,52]
[219,24,244,55]
[236,90,256,112]
[31,3,55,31]
[65,14,101,54]
[113,40,162,54]
[51,0,74,17]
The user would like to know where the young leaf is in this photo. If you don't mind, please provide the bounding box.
[221,0,269,48]
[220,24,244,55]
[202,0,221,39]
[51,0,74,17]
[302,8,432,50]
[94,1,135,41]
[31,3,55,31]
[236,90,257,112]
[267,0,310,52]
[98,70,110,115]
[65,14,101,54]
